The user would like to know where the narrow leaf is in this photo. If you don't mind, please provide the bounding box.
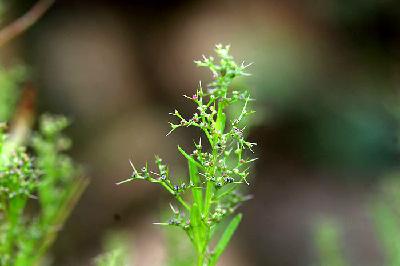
[190,203,203,253]
[188,159,203,211]
[177,146,203,169]
[215,102,226,133]
[209,213,242,266]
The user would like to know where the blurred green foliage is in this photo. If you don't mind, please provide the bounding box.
[164,222,195,266]
[95,232,130,266]
[372,202,400,266]
[0,66,26,122]
[372,176,400,266]
[314,176,400,266]
[314,219,347,266]
[0,67,87,265]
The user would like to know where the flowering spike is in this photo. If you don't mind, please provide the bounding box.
[120,45,257,266]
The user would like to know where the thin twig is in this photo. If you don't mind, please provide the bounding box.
[0,0,55,47]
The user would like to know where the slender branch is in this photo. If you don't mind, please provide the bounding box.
[0,0,55,47]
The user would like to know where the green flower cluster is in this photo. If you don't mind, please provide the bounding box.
[0,140,37,200]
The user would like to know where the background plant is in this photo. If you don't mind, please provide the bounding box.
[95,232,131,266]
[119,44,257,266]
[312,180,400,266]
[311,100,400,266]
[0,112,88,266]
[0,1,87,265]
[313,218,347,266]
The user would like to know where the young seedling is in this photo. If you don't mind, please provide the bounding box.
[119,44,257,266]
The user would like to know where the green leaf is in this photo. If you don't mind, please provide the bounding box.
[178,146,203,169]
[215,102,226,133]
[188,158,203,211]
[209,213,242,266]
[190,203,204,253]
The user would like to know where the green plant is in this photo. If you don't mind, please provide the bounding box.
[0,2,88,264]
[119,44,256,266]
[0,111,88,265]
[0,1,88,264]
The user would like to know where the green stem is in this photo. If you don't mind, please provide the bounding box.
[204,181,214,215]
[197,252,205,266]
[198,100,226,266]
[159,181,190,210]
[5,196,27,258]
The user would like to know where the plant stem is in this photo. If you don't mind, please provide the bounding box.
[197,251,205,266]
[0,0,55,47]
[159,181,190,210]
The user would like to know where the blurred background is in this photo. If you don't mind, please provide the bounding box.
[2,0,400,265]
